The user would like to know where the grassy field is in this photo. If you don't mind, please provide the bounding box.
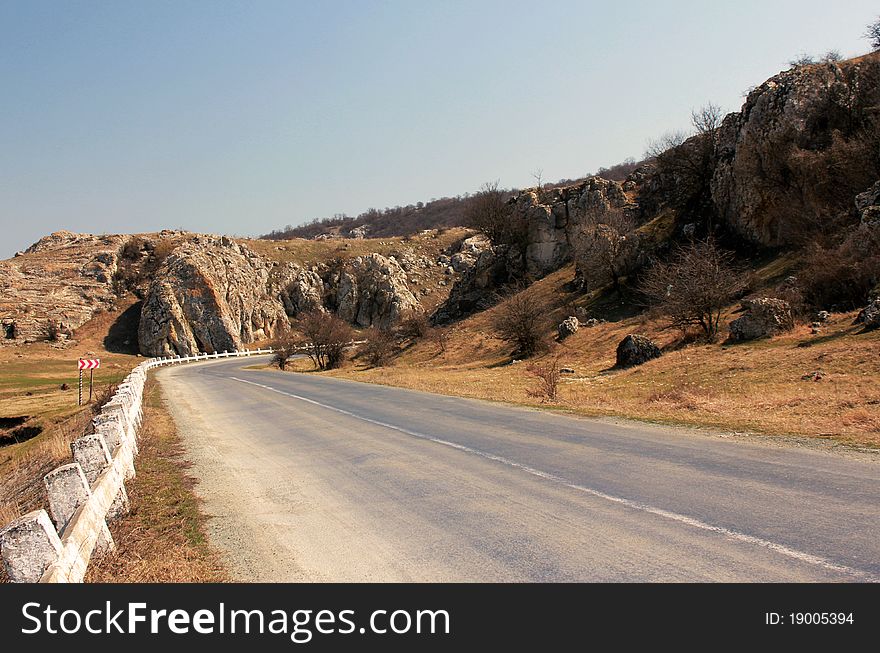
[0,301,142,525]
[314,263,880,449]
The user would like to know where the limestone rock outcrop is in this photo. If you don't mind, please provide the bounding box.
[433,246,522,323]
[513,177,633,278]
[138,238,288,356]
[856,181,880,226]
[711,56,880,245]
[328,254,420,329]
[273,263,326,317]
[0,231,127,344]
[557,317,579,341]
[728,298,795,342]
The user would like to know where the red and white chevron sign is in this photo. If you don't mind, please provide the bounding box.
[78,359,100,370]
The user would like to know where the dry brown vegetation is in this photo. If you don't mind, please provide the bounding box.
[0,302,143,529]
[321,263,880,448]
[85,381,227,583]
[0,297,226,582]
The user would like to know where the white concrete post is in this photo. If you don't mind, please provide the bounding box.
[44,464,115,555]
[0,510,63,583]
[72,434,130,518]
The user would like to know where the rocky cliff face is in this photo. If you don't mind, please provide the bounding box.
[328,254,420,329]
[138,237,289,356]
[272,263,326,317]
[434,177,636,321]
[711,55,880,245]
[519,177,634,278]
[0,231,127,344]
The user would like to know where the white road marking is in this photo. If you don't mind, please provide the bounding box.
[230,375,877,581]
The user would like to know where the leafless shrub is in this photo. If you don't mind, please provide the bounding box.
[799,225,880,310]
[272,337,300,371]
[45,320,62,342]
[782,129,880,241]
[644,103,723,221]
[571,206,636,292]
[361,328,398,367]
[789,53,817,68]
[432,327,450,354]
[397,310,431,341]
[120,236,147,261]
[465,181,526,249]
[640,239,748,342]
[594,157,642,182]
[866,17,880,51]
[821,50,843,63]
[492,290,547,358]
[526,356,561,402]
[298,310,354,370]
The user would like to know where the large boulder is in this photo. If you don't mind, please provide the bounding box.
[615,335,661,368]
[331,254,420,329]
[728,298,794,342]
[557,317,579,341]
[138,237,288,356]
[856,299,880,329]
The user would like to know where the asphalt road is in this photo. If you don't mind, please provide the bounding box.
[157,356,880,582]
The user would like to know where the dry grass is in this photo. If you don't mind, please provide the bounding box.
[85,380,227,583]
[322,263,880,448]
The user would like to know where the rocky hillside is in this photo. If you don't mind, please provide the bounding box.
[3,54,878,357]
[435,53,880,322]
[0,227,475,356]
[1,231,129,345]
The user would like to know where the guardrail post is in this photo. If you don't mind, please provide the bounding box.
[72,434,130,518]
[44,464,115,556]
[0,510,63,583]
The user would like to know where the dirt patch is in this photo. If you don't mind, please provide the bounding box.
[0,424,43,448]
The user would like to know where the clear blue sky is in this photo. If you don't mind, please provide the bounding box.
[1,0,877,257]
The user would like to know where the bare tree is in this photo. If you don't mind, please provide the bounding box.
[691,103,724,135]
[640,239,747,342]
[432,326,450,354]
[821,50,842,63]
[492,290,546,357]
[571,206,636,292]
[866,17,880,51]
[788,53,816,68]
[645,130,689,160]
[298,310,354,370]
[644,103,723,222]
[272,337,300,371]
[360,327,398,367]
[531,168,544,190]
[526,356,562,402]
[465,181,526,249]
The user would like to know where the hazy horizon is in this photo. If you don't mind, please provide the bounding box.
[1,0,877,258]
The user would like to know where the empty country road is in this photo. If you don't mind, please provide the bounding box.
[156,357,880,582]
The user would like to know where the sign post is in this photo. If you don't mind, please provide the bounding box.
[77,359,100,405]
